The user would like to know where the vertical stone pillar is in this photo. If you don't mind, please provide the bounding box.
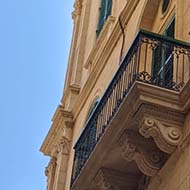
[53,137,71,190]
[64,0,82,91]
[45,157,57,190]
[71,0,83,86]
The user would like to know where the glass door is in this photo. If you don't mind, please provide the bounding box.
[152,18,175,87]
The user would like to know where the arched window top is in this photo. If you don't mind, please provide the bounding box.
[96,0,112,37]
[162,0,170,14]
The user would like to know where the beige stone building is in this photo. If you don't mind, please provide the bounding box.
[40,0,190,189]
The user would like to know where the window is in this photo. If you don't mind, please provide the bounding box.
[152,18,175,86]
[87,98,100,119]
[162,0,170,14]
[96,0,112,37]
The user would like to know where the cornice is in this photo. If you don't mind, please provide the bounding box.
[61,84,80,108]
[72,0,140,120]
[135,80,190,113]
[179,80,190,112]
[40,105,73,156]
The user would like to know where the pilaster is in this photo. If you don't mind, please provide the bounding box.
[53,136,72,190]
[63,0,83,108]
[45,157,57,190]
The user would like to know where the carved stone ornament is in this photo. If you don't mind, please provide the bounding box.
[72,0,82,20]
[45,167,49,177]
[45,157,56,176]
[94,168,140,190]
[57,136,71,155]
[139,117,183,154]
[138,175,150,190]
[119,130,167,176]
[93,169,112,190]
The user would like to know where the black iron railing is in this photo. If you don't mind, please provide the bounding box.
[71,30,190,186]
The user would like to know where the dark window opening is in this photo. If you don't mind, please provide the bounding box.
[87,98,100,120]
[96,0,112,37]
[162,0,170,14]
[152,18,175,87]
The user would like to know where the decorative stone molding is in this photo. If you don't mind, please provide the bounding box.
[51,136,71,190]
[119,130,167,176]
[94,169,112,190]
[57,136,71,155]
[45,157,57,177]
[72,0,82,20]
[134,104,185,126]
[93,168,139,190]
[139,117,183,154]
[45,157,57,190]
[40,105,73,156]
[51,136,71,158]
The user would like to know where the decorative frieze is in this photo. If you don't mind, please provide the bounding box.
[139,117,183,154]
[52,135,72,190]
[119,130,167,176]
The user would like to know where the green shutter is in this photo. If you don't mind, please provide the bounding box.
[96,0,112,37]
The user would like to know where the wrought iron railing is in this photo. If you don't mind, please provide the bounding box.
[71,30,190,186]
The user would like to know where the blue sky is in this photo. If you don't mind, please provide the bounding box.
[0,0,74,189]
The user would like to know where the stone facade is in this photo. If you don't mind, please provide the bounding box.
[40,0,190,190]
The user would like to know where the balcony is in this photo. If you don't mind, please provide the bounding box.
[71,30,190,189]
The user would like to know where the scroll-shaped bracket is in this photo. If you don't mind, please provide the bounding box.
[139,117,183,154]
[119,131,167,177]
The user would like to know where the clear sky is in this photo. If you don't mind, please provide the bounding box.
[0,0,74,189]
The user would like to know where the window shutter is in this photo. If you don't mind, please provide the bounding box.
[106,0,112,19]
[96,0,112,37]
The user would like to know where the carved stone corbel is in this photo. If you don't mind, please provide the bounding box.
[93,169,113,190]
[93,168,139,190]
[139,117,183,154]
[119,130,167,176]
[57,136,71,155]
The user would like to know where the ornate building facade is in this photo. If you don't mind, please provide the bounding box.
[40,0,190,189]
